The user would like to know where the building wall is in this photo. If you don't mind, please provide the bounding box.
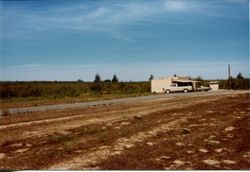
[210,84,219,90]
[151,77,172,93]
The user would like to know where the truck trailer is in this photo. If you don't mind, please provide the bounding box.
[151,76,200,93]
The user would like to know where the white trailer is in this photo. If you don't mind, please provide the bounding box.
[151,77,172,93]
[151,76,198,93]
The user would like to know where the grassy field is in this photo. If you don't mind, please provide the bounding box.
[0,78,249,109]
[0,82,151,109]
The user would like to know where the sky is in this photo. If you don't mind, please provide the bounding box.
[0,0,249,81]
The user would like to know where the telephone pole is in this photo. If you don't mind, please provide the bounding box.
[228,64,231,90]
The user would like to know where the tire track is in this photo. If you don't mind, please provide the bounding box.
[48,96,229,169]
[49,116,189,170]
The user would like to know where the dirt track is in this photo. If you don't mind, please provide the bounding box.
[0,91,249,170]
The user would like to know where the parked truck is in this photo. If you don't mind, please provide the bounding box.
[163,83,192,94]
[151,76,199,93]
[197,85,211,92]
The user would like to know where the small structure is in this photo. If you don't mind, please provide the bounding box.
[151,76,199,93]
[209,81,219,90]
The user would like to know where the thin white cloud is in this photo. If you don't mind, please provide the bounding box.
[6,64,41,70]
[164,0,189,11]
[226,0,248,3]
[2,0,246,41]
[2,61,249,81]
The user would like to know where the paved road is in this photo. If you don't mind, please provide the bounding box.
[1,90,249,115]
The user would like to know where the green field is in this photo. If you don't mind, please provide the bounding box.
[0,81,151,105]
[0,78,249,108]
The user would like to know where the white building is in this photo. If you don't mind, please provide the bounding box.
[209,81,219,90]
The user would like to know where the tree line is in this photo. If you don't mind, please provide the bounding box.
[0,81,150,99]
[93,74,119,83]
[220,72,249,90]
[191,72,249,90]
[1,72,249,100]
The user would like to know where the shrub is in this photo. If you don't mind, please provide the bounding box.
[90,82,103,93]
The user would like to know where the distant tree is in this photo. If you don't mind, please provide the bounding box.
[112,74,119,83]
[77,79,83,83]
[195,76,203,81]
[90,82,103,93]
[94,73,101,82]
[174,74,177,77]
[149,74,154,81]
[104,79,111,82]
[236,72,244,79]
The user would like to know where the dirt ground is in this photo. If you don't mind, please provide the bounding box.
[0,91,249,170]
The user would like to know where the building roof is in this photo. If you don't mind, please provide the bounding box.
[172,76,199,83]
[153,76,200,83]
[173,79,199,83]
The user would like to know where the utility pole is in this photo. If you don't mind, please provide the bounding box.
[228,64,231,90]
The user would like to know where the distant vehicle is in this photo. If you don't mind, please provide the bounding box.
[197,86,211,92]
[163,83,193,94]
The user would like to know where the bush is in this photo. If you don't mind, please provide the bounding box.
[90,82,103,94]
[219,78,250,90]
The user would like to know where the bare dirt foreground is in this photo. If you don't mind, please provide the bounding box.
[0,91,249,170]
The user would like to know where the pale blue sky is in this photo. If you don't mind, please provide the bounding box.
[1,0,249,81]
